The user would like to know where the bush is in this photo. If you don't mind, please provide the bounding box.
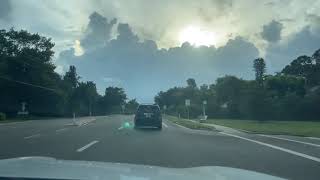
[0,112,6,121]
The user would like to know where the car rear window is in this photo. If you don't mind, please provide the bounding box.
[137,105,160,113]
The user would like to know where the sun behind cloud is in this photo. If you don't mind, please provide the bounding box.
[179,26,217,47]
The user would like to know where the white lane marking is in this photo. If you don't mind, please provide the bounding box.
[220,132,320,163]
[0,121,32,126]
[56,128,68,133]
[24,134,40,139]
[162,122,168,128]
[260,134,320,148]
[307,137,320,141]
[174,123,191,131]
[76,140,99,152]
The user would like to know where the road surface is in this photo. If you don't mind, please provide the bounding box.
[0,115,319,180]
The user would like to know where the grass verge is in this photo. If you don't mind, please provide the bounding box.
[205,119,320,137]
[165,115,216,131]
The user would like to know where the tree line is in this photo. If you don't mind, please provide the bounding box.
[155,49,320,121]
[0,28,138,118]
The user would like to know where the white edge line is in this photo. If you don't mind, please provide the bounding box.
[24,134,40,139]
[173,123,192,130]
[162,122,168,128]
[76,140,99,152]
[259,134,320,148]
[220,132,320,163]
[306,137,320,141]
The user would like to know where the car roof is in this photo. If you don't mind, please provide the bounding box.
[137,104,160,109]
[138,104,159,107]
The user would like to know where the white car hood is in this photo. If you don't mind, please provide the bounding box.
[0,157,285,180]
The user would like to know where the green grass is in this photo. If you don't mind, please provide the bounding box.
[165,116,216,131]
[206,119,320,137]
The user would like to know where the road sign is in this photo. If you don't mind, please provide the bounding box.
[17,102,29,115]
[163,105,167,110]
[185,99,190,106]
[203,100,207,105]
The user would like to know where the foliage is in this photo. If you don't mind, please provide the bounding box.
[253,58,266,86]
[0,113,6,121]
[0,28,131,118]
[155,49,320,121]
[282,55,320,86]
[125,99,139,114]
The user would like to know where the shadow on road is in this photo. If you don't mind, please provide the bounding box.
[133,127,162,133]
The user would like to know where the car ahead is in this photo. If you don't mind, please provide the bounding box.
[134,104,162,129]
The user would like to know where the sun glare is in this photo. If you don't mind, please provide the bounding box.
[179,26,217,47]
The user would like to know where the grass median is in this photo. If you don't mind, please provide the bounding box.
[165,115,216,131]
[205,119,320,137]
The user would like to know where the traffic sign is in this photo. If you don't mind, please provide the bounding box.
[185,99,190,106]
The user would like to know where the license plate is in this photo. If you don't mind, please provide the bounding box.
[144,113,153,118]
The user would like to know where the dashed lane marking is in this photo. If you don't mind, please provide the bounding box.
[76,140,99,152]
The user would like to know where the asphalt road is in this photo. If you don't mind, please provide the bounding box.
[0,115,319,180]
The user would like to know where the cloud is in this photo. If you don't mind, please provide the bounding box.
[261,20,283,43]
[73,40,84,56]
[266,26,320,72]
[306,14,320,35]
[81,12,117,50]
[58,13,259,102]
[2,1,320,102]
[0,0,11,20]
[2,0,320,54]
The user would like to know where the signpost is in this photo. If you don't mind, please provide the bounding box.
[185,99,190,119]
[17,102,29,115]
[121,105,125,114]
[202,100,207,121]
[163,105,167,115]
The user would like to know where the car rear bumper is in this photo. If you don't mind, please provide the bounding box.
[134,118,162,127]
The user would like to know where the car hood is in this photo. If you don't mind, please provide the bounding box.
[0,157,285,180]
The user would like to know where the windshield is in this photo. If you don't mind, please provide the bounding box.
[0,1,320,180]
[137,105,160,113]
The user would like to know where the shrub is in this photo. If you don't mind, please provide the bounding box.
[0,113,6,121]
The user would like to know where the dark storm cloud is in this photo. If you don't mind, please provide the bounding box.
[266,26,320,72]
[81,12,117,50]
[58,13,259,102]
[0,0,11,20]
[261,20,283,43]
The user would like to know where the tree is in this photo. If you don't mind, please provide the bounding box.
[63,65,79,89]
[253,58,266,86]
[68,81,99,116]
[126,99,139,114]
[187,78,197,89]
[281,55,318,85]
[0,28,64,116]
[312,49,320,65]
[265,75,305,97]
[104,87,127,113]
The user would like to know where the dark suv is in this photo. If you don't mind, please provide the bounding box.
[134,104,162,129]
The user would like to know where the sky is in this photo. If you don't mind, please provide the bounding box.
[1,0,320,102]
